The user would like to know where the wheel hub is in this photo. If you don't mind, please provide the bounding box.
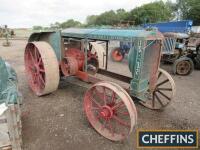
[32,66,37,73]
[99,106,113,119]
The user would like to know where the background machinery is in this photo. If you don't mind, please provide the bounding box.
[144,20,200,75]
[111,20,197,75]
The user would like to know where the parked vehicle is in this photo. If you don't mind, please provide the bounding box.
[24,28,175,141]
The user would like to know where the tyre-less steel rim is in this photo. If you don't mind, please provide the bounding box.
[24,42,59,96]
[140,68,176,110]
[84,81,137,141]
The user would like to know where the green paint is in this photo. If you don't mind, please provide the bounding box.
[28,31,62,61]
[128,39,152,100]
[0,57,21,104]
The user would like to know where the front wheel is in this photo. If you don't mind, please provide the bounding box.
[84,81,137,141]
[139,68,176,110]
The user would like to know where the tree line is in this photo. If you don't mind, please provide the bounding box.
[33,0,200,30]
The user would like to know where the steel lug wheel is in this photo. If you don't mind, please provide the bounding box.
[84,81,137,141]
[24,42,59,96]
[140,68,176,110]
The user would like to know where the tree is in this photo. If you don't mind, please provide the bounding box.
[33,26,43,30]
[60,19,81,28]
[86,15,98,26]
[126,1,174,25]
[95,10,119,25]
[177,0,200,25]
[50,22,61,29]
[49,19,82,29]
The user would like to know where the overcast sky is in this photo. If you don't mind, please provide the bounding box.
[0,0,175,28]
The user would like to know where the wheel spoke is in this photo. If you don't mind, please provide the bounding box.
[101,119,108,130]
[32,73,37,83]
[38,57,42,65]
[152,92,155,108]
[103,87,107,105]
[91,107,100,110]
[28,64,34,72]
[116,111,129,116]
[107,120,114,136]
[36,75,42,87]
[29,51,35,64]
[112,101,125,110]
[157,88,172,91]
[156,90,171,101]
[157,79,169,87]
[34,47,39,60]
[154,93,164,107]
[112,115,130,128]
[158,71,162,79]
[39,68,45,72]
[90,94,102,108]
[94,87,104,101]
[38,74,45,85]
[111,91,116,104]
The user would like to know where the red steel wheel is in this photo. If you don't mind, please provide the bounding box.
[111,48,124,62]
[84,81,137,141]
[24,42,59,96]
[140,68,176,110]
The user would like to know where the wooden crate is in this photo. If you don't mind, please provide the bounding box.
[0,101,22,150]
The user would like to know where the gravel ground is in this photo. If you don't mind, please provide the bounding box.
[0,39,199,150]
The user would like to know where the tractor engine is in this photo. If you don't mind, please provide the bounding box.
[61,47,99,77]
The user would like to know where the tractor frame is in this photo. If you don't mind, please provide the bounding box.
[24,28,176,141]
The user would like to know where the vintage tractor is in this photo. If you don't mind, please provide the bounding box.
[162,32,194,75]
[112,32,194,75]
[24,28,176,141]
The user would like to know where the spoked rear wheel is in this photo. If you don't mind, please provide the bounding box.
[140,68,176,110]
[24,42,59,96]
[84,81,137,141]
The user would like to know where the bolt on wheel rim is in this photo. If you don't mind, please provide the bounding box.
[84,81,137,141]
[140,68,176,110]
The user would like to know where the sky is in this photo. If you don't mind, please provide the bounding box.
[0,0,175,28]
